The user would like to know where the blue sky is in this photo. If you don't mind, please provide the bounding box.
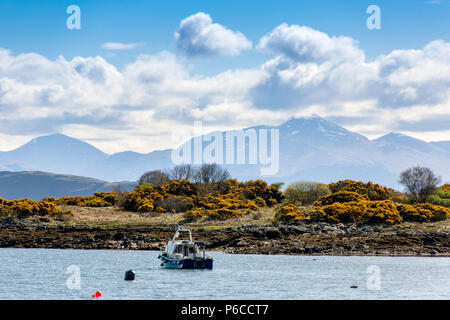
[0,0,448,73]
[0,0,448,152]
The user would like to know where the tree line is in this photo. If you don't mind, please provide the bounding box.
[138,163,230,186]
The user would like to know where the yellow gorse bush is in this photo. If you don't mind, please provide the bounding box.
[314,201,366,223]
[364,200,403,224]
[241,180,283,205]
[0,197,72,217]
[396,204,423,221]
[311,180,419,224]
[314,200,403,224]
[274,204,305,223]
[121,179,283,220]
[313,191,369,206]
[328,180,395,201]
[313,190,450,224]
[51,192,116,207]
[184,208,206,221]
[403,203,450,222]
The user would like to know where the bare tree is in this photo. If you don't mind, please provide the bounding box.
[193,163,230,184]
[138,170,170,186]
[111,184,122,194]
[112,184,128,208]
[399,166,442,203]
[169,164,193,181]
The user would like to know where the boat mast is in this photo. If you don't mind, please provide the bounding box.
[173,225,193,242]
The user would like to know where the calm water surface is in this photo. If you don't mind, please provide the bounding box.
[0,248,448,299]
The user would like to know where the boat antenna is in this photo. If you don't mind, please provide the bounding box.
[174,225,193,242]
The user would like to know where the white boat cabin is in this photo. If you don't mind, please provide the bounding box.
[162,226,206,260]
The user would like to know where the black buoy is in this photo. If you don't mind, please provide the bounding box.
[125,269,136,281]
[350,285,358,288]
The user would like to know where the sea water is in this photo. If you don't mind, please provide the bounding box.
[0,248,448,299]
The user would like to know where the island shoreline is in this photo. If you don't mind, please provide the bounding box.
[1,219,448,256]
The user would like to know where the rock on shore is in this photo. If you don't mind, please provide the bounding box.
[0,218,448,256]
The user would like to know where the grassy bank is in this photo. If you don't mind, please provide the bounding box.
[1,177,449,255]
[42,205,450,232]
[1,205,449,256]
[55,205,276,229]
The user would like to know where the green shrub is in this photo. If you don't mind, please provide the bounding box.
[426,195,450,208]
[155,196,194,213]
[426,187,450,208]
[284,181,331,205]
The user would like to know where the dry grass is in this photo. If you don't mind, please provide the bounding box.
[392,218,450,230]
[47,205,449,231]
[58,205,276,229]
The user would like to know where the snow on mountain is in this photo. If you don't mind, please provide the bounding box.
[0,117,448,189]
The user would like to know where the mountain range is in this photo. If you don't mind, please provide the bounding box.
[0,171,135,200]
[0,116,449,196]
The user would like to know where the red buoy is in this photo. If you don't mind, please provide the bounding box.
[95,291,102,298]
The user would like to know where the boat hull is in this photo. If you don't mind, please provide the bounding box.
[181,258,213,270]
[159,256,213,270]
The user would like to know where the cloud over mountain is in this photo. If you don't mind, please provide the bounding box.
[0,17,449,153]
[252,27,450,140]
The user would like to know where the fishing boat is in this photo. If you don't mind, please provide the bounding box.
[158,226,213,270]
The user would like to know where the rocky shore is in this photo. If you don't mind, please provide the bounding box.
[0,217,449,256]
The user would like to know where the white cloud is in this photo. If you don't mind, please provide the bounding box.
[374,40,450,107]
[175,12,252,57]
[253,25,450,113]
[0,48,264,153]
[101,42,144,50]
[257,23,364,63]
[0,24,449,153]
[0,49,124,114]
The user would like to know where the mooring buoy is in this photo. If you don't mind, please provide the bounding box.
[92,290,102,298]
[125,269,136,281]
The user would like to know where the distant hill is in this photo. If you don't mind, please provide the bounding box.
[0,171,135,200]
[0,116,449,189]
[430,141,450,155]
[0,134,108,175]
[82,149,173,182]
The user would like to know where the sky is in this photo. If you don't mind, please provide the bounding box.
[0,0,449,153]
